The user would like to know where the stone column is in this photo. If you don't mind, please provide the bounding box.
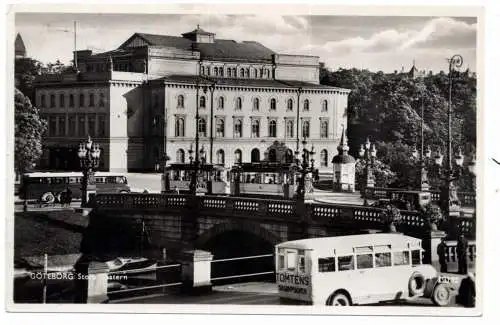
[180,249,213,294]
[74,259,110,303]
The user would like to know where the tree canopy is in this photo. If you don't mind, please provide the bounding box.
[321,66,476,191]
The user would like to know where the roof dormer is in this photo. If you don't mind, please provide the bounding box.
[181,25,215,43]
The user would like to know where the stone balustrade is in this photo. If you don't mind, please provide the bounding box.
[366,187,475,207]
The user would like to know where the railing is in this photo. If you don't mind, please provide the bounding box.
[443,240,477,272]
[210,253,275,282]
[366,187,476,207]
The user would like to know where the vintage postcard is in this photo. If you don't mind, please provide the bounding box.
[4,2,484,316]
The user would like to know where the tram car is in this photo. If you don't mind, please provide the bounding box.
[228,162,299,199]
[162,163,229,195]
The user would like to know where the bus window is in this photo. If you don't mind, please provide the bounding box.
[105,176,116,183]
[69,177,78,184]
[286,251,297,271]
[393,251,410,266]
[375,252,391,267]
[318,257,336,272]
[298,250,306,273]
[278,253,285,270]
[356,254,374,269]
[411,250,421,265]
[338,255,354,271]
[116,176,127,184]
[95,177,104,184]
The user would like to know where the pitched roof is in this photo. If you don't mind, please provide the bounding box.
[121,32,275,63]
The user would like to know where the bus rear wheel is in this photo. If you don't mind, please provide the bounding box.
[40,192,55,204]
[328,292,351,306]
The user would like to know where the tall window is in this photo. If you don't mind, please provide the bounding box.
[254,68,258,78]
[234,149,242,164]
[251,148,260,162]
[68,115,76,136]
[245,68,250,78]
[201,66,205,75]
[322,100,328,112]
[287,98,293,111]
[216,118,225,137]
[89,93,95,107]
[236,97,242,110]
[69,94,74,107]
[50,94,56,108]
[214,67,219,77]
[198,117,207,137]
[234,119,243,138]
[58,115,66,136]
[78,115,86,136]
[232,67,237,77]
[320,120,329,138]
[286,120,294,138]
[49,116,57,136]
[200,96,206,109]
[270,98,276,111]
[175,117,185,137]
[268,120,277,137]
[218,96,224,110]
[59,94,65,107]
[177,95,184,108]
[216,149,225,165]
[206,66,211,76]
[240,68,245,78]
[98,115,106,137]
[303,99,310,111]
[79,93,85,107]
[88,115,96,136]
[99,93,105,107]
[302,120,310,138]
[251,119,260,138]
[40,94,46,108]
[176,149,185,163]
[253,98,260,111]
[320,149,328,167]
[219,67,224,77]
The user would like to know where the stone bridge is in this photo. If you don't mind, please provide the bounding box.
[81,193,476,266]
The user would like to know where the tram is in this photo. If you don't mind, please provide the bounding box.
[229,162,299,199]
[161,163,229,195]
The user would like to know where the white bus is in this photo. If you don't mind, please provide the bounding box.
[275,234,442,306]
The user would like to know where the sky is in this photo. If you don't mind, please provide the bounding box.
[14,13,477,73]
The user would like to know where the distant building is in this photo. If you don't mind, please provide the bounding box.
[33,26,350,172]
[15,33,26,59]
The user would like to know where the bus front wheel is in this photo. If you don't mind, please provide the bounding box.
[41,192,56,204]
[432,283,452,306]
[327,291,352,306]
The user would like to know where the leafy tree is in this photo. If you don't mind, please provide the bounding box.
[355,157,396,189]
[15,88,47,175]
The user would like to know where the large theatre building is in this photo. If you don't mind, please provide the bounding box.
[34,27,350,173]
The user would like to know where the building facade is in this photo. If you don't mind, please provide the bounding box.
[34,27,350,173]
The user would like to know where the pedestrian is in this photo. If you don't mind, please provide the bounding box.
[457,234,469,275]
[65,186,73,207]
[457,272,476,307]
[437,237,448,273]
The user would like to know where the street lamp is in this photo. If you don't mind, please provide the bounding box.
[77,136,101,207]
[156,153,170,193]
[359,138,377,206]
[292,137,317,201]
[188,142,207,195]
[411,144,433,192]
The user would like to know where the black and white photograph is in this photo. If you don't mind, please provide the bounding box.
[4,2,485,316]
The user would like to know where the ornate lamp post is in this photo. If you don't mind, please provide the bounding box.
[77,136,101,207]
[411,145,433,192]
[293,137,317,201]
[188,143,207,195]
[359,138,377,206]
[156,153,170,193]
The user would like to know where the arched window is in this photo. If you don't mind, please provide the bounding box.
[216,118,225,137]
[50,94,56,108]
[251,119,260,138]
[260,68,264,78]
[198,117,207,137]
[303,99,310,111]
[234,149,242,164]
[286,120,294,138]
[268,120,277,137]
[234,119,243,138]
[320,120,329,138]
[200,95,206,108]
[254,68,258,78]
[268,149,277,162]
[245,68,250,78]
[227,67,232,77]
[253,98,260,111]
[320,149,328,167]
[240,68,245,78]
[89,93,95,107]
[322,100,328,112]
[176,149,185,163]
[285,149,294,163]
[270,98,276,111]
[266,69,270,78]
[302,121,310,138]
[216,149,225,165]
[98,93,105,107]
[177,95,184,108]
[59,93,65,107]
[218,96,224,109]
[287,98,293,111]
[219,67,224,77]
[206,66,211,76]
[40,94,46,108]
[69,94,74,107]
[251,148,260,162]
[201,66,205,75]
[232,67,237,77]
[175,117,185,137]
[79,93,85,107]
[214,67,219,76]
[236,97,242,110]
